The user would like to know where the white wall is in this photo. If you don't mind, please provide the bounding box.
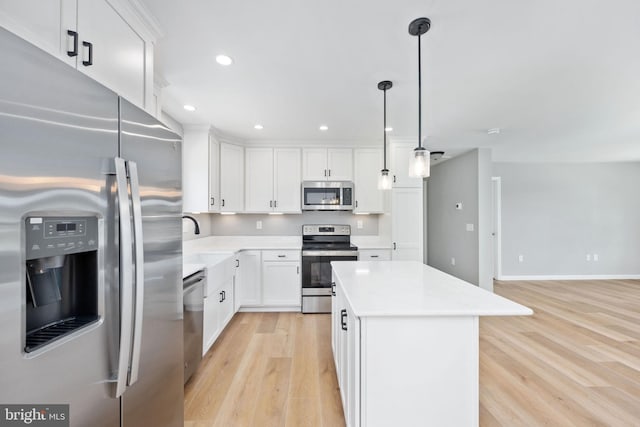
[494,162,640,278]
[427,149,493,290]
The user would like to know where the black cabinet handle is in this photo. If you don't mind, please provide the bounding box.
[219,291,224,303]
[82,41,93,66]
[393,242,397,250]
[274,200,277,208]
[270,200,273,208]
[277,255,286,258]
[328,169,331,177]
[341,309,347,331]
[371,255,379,258]
[393,175,396,183]
[222,199,225,207]
[210,197,215,206]
[236,259,239,268]
[222,290,226,301]
[67,30,78,57]
[324,169,327,177]
[355,201,358,208]
[331,282,336,296]
[297,266,300,274]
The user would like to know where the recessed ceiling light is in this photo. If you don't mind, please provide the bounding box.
[183,105,196,112]
[215,55,233,66]
[319,125,328,131]
[487,128,501,135]
[385,127,393,132]
[254,124,264,130]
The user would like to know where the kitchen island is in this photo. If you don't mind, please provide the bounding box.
[331,261,532,427]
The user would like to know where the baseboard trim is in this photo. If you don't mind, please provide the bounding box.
[497,274,640,281]
[238,306,301,312]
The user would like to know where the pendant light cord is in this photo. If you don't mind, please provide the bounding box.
[383,87,387,169]
[418,33,422,149]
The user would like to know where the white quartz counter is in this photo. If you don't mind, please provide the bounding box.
[183,263,205,278]
[332,260,532,317]
[183,235,301,254]
[351,236,392,250]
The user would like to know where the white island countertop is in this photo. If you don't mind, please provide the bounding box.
[332,260,532,317]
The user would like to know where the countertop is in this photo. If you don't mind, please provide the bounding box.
[332,261,533,318]
[183,236,302,255]
[183,263,206,279]
[351,236,392,250]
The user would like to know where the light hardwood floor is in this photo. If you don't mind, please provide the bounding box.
[185,279,640,426]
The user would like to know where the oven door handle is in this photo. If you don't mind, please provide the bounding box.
[302,250,359,257]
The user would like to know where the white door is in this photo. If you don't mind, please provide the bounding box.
[208,137,220,212]
[219,278,235,327]
[262,261,301,306]
[392,188,423,261]
[327,148,353,181]
[236,251,262,307]
[302,148,328,180]
[245,148,274,212]
[274,148,301,213]
[0,0,76,66]
[77,0,146,108]
[391,142,423,188]
[353,148,383,213]
[220,143,244,212]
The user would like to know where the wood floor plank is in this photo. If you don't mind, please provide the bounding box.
[251,357,293,427]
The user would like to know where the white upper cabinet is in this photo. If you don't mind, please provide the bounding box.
[302,148,353,181]
[273,148,301,213]
[245,148,274,212]
[245,147,301,213]
[220,143,244,212]
[390,142,424,188]
[183,126,218,213]
[391,187,423,261]
[353,148,383,213]
[0,0,157,112]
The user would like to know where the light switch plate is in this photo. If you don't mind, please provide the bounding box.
[256,220,262,230]
[466,223,474,232]
[357,220,363,229]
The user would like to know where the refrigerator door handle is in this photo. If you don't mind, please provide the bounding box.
[127,160,145,386]
[114,157,134,398]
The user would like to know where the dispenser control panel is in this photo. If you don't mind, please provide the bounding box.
[25,216,98,259]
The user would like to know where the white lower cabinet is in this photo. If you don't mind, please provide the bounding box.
[357,249,391,261]
[202,258,236,355]
[235,250,262,309]
[262,258,301,308]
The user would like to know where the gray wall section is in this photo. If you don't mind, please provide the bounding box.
[427,149,493,290]
[183,211,378,238]
[494,162,640,276]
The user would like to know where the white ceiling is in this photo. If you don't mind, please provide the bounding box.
[144,0,640,162]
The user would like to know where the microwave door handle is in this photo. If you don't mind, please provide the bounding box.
[126,161,144,386]
[114,157,134,398]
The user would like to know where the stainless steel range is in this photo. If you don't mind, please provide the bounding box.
[301,225,358,313]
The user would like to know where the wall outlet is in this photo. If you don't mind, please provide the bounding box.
[357,220,363,229]
[455,202,463,210]
[586,254,591,261]
[451,257,456,266]
[466,223,474,232]
[256,220,262,230]
[518,255,524,263]
[593,254,599,261]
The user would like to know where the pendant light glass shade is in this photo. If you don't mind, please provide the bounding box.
[408,147,430,178]
[378,169,392,190]
[408,17,431,179]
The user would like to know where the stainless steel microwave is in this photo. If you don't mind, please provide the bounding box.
[301,181,354,211]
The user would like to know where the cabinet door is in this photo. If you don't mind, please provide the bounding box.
[358,249,392,261]
[262,261,301,306]
[219,278,235,328]
[0,0,76,66]
[302,148,328,181]
[202,295,220,355]
[182,127,211,213]
[392,188,423,261]
[353,149,383,213]
[220,143,244,212]
[327,148,353,181]
[208,137,220,212]
[346,302,360,427]
[77,0,145,108]
[236,251,262,307]
[274,148,301,213]
[245,148,274,212]
[391,142,423,188]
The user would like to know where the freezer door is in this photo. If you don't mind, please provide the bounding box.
[0,29,120,426]
[118,99,184,427]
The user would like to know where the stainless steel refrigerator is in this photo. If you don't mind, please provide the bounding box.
[0,27,184,426]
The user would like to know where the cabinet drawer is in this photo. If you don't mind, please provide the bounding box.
[262,250,301,262]
[358,249,391,261]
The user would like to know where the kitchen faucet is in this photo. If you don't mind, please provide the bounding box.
[182,215,201,235]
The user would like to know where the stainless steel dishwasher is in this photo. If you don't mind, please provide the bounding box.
[183,270,205,384]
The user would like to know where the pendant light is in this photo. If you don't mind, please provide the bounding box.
[377,80,393,190]
[408,17,431,178]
